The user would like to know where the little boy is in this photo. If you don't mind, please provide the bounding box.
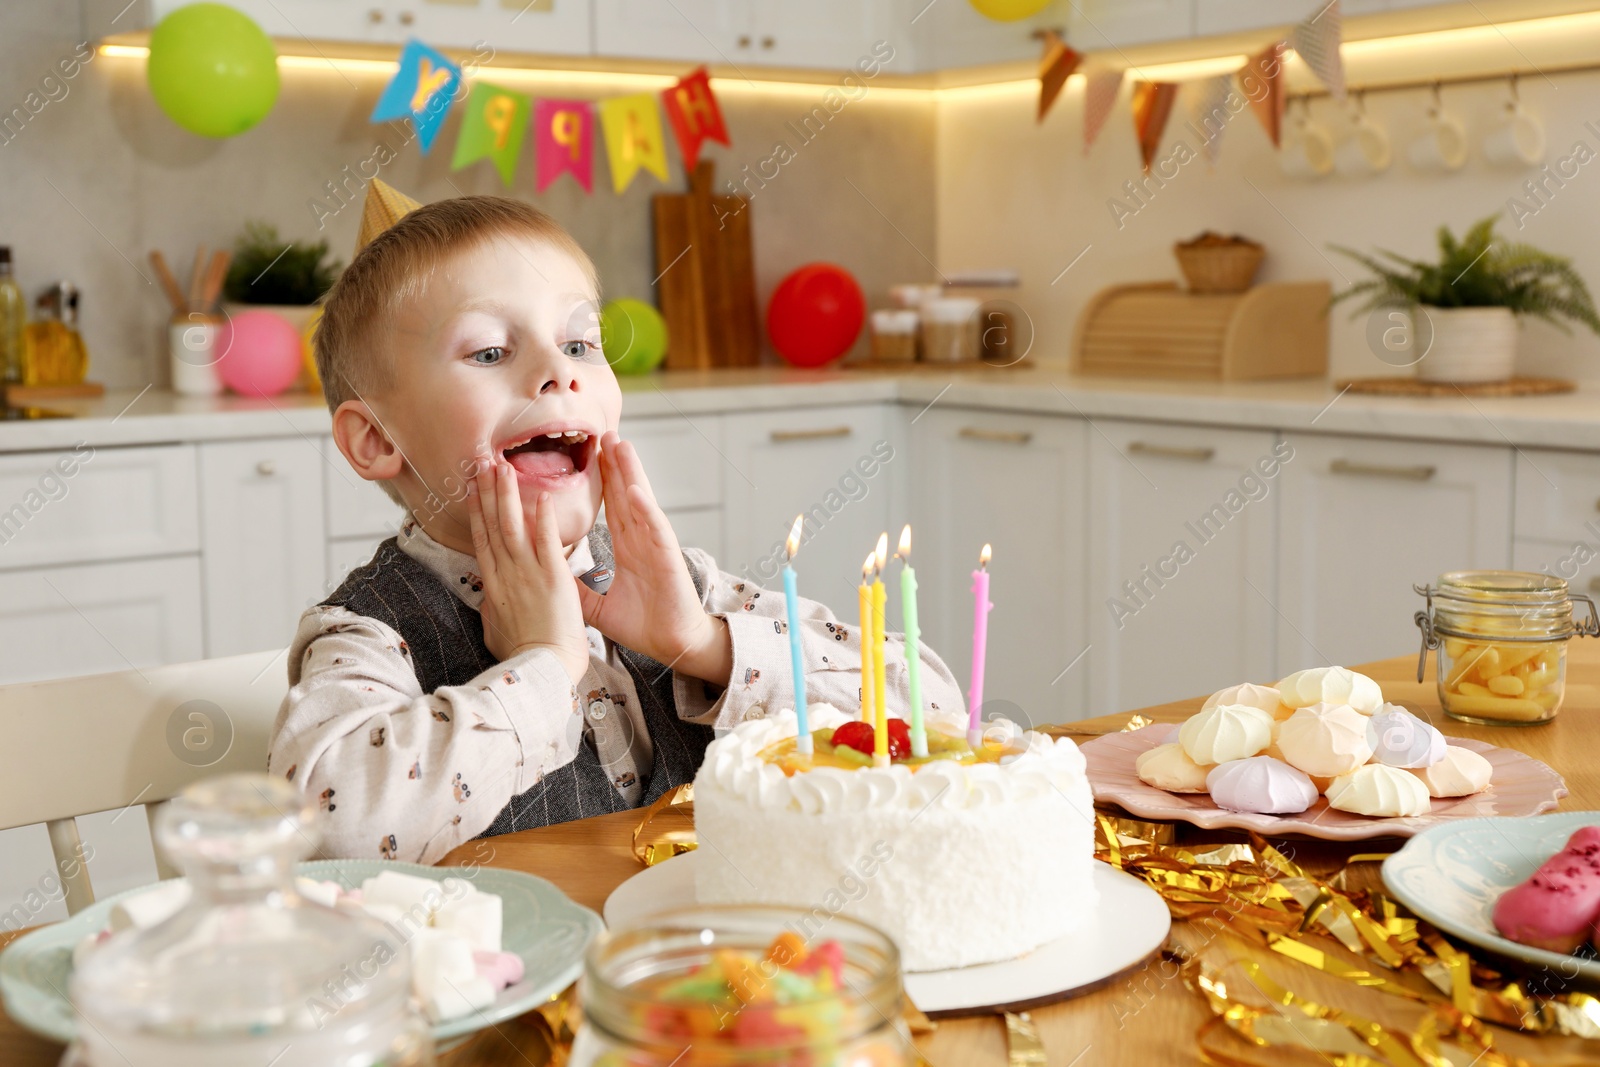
[270,193,964,864]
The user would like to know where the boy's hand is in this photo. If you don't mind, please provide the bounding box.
[466,458,589,683]
[577,431,733,685]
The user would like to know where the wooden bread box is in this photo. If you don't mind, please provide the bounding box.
[1071,280,1330,380]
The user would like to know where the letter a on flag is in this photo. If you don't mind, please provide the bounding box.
[598,93,671,193]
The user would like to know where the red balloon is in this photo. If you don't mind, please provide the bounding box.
[766,263,865,367]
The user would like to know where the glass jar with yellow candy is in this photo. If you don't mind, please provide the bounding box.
[1415,571,1600,725]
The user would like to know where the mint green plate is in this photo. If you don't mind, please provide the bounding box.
[1382,812,1600,982]
[0,860,601,1047]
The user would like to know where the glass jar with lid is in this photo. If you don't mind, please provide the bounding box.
[1414,570,1599,725]
[570,905,913,1067]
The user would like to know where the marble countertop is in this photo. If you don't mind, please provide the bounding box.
[7,364,1600,453]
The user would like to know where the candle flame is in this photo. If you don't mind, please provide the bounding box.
[862,553,875,581]
[874,532,888,573]
[786,514,804,559]
[896,524,912,560]
[980,543,992,569]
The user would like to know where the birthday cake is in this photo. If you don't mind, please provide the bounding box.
[691,703,1097,972]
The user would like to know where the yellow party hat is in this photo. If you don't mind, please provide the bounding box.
[356,178,423,254]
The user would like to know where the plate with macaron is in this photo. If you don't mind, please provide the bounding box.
[1081,666,1567,841]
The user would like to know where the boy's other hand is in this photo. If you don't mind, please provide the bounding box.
[467,458,589,682]
[578,431,732,685]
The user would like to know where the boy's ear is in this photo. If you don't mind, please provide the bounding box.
[331,399,405,483]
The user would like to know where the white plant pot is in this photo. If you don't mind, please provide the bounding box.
[1416,306,1519,383]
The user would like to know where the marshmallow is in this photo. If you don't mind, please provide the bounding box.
[108,881,190,933]
[474,949,525,991]
[295,877,342,909]
[411,928,492,1023]
[1365,705,1446,769]
[362,871,443,928]
[434,890,502,954]
[1178,703,1273,765]
[1409,745,1493,798]
[1276,703,1373,778]
[1326,764,1431,817]
[421,974,496,1024]
[1205,757,1319,815]
[1135,743,1212,793]
[1276,666,1384,714]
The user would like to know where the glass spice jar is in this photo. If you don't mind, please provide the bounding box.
[1414,570,1599,725]
[570,905,913,1067]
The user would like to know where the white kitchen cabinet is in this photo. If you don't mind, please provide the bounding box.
[1194,0,1388,37]
[198,439,328,657]
[624,415,725,512]
[0,557,204,684]
[593,0,748,64]
[901,0,1059,72]
[910,408,1089,724]
[321,437,405,541]
[98,1,396,45]
[747,1,894,70]
[667,507,723,562]
[721,406,895,622]
[1513,448,1600,544]
[1276,433,1513,675]
[1068,0,1194,50]
[1087,420,1280,714]
[327,534,388,594]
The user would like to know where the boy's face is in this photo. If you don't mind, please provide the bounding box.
[384,234,620,552]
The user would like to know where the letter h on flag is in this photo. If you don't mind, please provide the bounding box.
[661,67,729,171]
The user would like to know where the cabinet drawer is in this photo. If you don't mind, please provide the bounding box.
[1514,449,1600,543]
[0,556,204,684]
[625,415,724,511]
[321,437,406,540]
[0,444,197,571]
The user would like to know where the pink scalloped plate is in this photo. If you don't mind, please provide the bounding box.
[1081,724,1568,841]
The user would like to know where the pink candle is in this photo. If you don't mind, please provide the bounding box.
[967,544,993,749]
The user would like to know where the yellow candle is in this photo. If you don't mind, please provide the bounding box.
[859,554,876,725]
[872,532,889,766]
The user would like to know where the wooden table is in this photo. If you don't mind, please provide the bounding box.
[6,647,1600,1065]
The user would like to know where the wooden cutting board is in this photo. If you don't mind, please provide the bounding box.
[652,161,760,369]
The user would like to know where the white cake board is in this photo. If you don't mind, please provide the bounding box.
[603,852,1172,1016]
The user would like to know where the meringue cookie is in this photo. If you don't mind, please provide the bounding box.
[1326,764,1432,817]
[1202,683,1285,721]
[1276,666,1384,714]
[1135,743,1211,793]
[1206,756,1319,814]
[1178,703,1274,765]
[1276,703,1374,777]
[1365,704,1446,769]
[1408,745,1493,798]
[1265,742,1333,793]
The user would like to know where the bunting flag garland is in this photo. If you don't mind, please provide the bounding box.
[370,38,460,154]
[660,67,729,171]
[535,98,595,194]
[1191,74,1234,165]
[1036,30,1081,123]
[1292,0,1346,100]
[1131,81,1178,172]
[1082,67,1124,154]
[1238,40,1287,148]
[450,82,531,186]
[598,93,672,194]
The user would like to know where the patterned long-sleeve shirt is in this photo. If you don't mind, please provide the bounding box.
[269,521,966,864]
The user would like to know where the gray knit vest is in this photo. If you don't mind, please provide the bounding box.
[321,526,713,836]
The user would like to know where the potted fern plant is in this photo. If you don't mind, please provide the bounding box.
[221,222,341,337]
[1332,216,1600,383]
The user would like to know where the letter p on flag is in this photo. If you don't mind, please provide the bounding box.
[662,67,730,170]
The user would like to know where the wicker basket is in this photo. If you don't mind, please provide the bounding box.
[1174,240,1264,293]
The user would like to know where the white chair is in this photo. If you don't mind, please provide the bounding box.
[0,650,286,915]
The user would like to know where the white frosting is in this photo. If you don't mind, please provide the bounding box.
[693,705,1097,972]
[1276,703,1373,777]
[1276,666,1384,714]
[1136,743,1211,793]
[1326,763,1432,817]
[1206,756,1318,814]
[1365,704,1447,769]
[1202,683,1286,721]
[1178,703,1273,764]
[1409,745,1493,798]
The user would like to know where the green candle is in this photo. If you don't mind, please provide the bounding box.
[896,525,928,759]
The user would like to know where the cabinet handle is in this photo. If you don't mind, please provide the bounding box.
[1329,458,1436,481]
[761,35,775,49]
[958,427,1032,445]
[1589,577,1600,595]
[770,426,851,442]
[1127,441,1214,462]
[256,460,277,477]
[737,34,751,47]
[398,10,414,24]
[367,8,384,22]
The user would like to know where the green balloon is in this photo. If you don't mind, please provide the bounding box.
[601,299,669,375]
[148,3,279,138]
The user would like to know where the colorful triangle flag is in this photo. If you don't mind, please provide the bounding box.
[598,93,671,194]
[1036,31,1082,123]
[356,178,422,254]
[1238,41,1287,148]
[1292,0,1345,100]
[661,67,730,171]
[535,98,595,194]
[450,82,531,186]
[370,38,461,154]
[1131,81,1178,172]
[1190,74,1234,166]
[1082,67,1124,155]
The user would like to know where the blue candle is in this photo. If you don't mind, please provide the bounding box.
[782,515,812,755]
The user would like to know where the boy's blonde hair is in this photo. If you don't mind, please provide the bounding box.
[314,195,599,413]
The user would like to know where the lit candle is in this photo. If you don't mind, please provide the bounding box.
[872,532,889,768]
[968,544,993,749]
[896,525,928,759]
[782,515,811,756]
[859,554,876,725]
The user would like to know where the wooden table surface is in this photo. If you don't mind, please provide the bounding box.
[6,647,1600,1065]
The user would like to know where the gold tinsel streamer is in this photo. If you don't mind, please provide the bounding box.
[631,781,697,866]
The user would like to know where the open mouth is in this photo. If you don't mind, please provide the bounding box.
[501,429,594,479]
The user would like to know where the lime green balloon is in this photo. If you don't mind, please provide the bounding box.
[601,299,669,375]
[148,3,279,138]
[968,0,1051,20]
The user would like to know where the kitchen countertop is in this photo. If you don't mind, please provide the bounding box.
[7,364,1600,452]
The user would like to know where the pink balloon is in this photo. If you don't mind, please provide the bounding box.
[216,310,303,397]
